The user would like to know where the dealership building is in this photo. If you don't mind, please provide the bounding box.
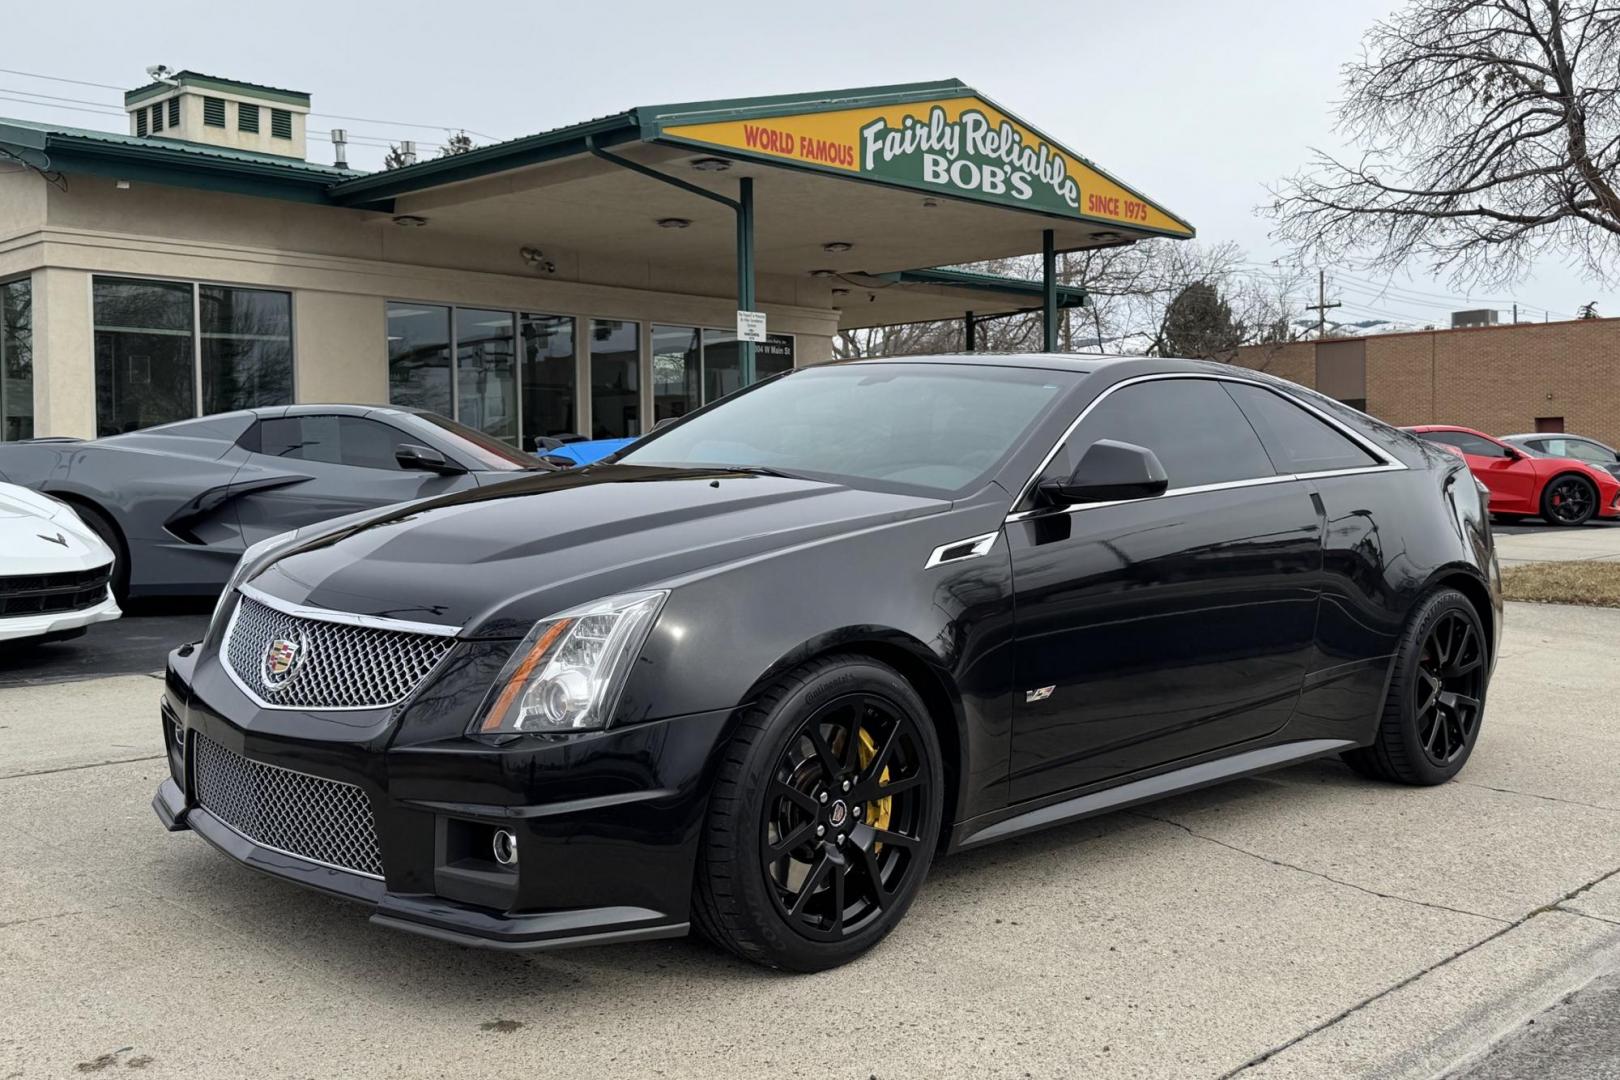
[0,72,1193,447]
[1233,316,1620,446]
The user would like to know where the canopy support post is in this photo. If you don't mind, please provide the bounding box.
[1042,228,1057,352]
[965,311,976,352]
[737,177,755,385]
[586,136,759,386]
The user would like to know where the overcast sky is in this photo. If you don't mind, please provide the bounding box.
[3,0,1610,326]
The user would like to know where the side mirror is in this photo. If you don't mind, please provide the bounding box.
[653,416,679,431]
[1040,439,1169,506]
[395,443,467,475]
[1502,446,1524,461]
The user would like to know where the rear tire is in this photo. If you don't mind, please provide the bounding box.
[1342,587,1488,785]
[692,654,943,972]
[64,501,129,603]
[1540,473,1598,526]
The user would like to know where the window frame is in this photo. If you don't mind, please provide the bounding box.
[385,296,797,446]
[90,274,296,431]
[1006,372,1404,522]
[0,274,33,442]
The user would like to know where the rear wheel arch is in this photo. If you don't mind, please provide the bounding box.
[1425,568,1495,667]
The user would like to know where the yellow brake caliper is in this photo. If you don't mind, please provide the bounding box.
[857,727,893,847]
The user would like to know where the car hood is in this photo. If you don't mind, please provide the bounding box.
[248,465,949,637]
[0,484,114,571]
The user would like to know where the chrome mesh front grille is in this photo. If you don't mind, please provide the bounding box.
[192,731,383,878]
[223,594,455,710]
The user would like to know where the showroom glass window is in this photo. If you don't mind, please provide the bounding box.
[456,308,518,447]
[93,279,196,437]
[386,303,452,418]
[702,330,794,403]
[590,319,641,439]
[653,324,702,423]
[93,277,292,437]
[199,285,293,414]
[521,314,576,446]
[0,277,31,440]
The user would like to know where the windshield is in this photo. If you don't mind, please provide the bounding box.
[420,413,537,471]
[618,362,1079,496]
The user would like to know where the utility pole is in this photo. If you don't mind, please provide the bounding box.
[1512,302,1518,325]
[1303,269,1342,339]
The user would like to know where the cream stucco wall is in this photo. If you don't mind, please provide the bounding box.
[4,177,841,438]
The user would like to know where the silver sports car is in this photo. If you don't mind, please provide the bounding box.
[0,405,545,599]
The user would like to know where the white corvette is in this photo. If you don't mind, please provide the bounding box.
[0,483,120,644]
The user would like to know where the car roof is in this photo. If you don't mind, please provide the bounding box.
[837,352,1262,380]
[1405,424,1495,437]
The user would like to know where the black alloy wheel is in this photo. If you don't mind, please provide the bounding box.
[692,655,943,971]
[761,693,931,942]
[1343,587,1488,785]
[1411,609,1485,767]
[1541,474,1597,526]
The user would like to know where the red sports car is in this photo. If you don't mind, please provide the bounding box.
[1407,424,1620,526]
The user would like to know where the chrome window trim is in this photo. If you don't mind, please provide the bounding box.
[923,531,999,569]
[238,583,462,637]
[1005,372,1406,522]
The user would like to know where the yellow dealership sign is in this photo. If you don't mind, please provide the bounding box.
[658,95,1193,237]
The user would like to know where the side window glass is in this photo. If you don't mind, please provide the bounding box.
[1423,432,1505,458]
[1052,379,1277,492]
[258,416,338,464]
[1223,383,1379,473]
[335,417,410,470]
[1566,441,1610,464]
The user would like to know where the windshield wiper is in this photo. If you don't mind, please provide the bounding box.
[677,464,809,481]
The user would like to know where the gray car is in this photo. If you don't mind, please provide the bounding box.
[0,405,543,599]
[1501,432,1620,479]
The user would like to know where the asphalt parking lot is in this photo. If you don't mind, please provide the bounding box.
[3,599,1619,1079]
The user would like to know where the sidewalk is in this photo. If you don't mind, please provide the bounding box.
[1493,524,1620,567]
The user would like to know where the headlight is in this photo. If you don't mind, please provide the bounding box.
[473,590,668,735]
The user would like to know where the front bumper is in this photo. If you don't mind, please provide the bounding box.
[0,592,120,642]
[156,645,731,952]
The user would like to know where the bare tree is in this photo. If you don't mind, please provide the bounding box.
[1272,0,1620,285]
[832,242,1306,360]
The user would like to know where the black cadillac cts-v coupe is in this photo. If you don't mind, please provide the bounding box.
[154,354,1501,971]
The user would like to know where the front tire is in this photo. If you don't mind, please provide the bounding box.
[1343,587,1488,785]
[692,654,943,971]
[1541,473,1597,526]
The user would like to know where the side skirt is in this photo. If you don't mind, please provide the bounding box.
[952,738,1355,851]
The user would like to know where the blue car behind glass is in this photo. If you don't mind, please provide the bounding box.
[534,436,636,467]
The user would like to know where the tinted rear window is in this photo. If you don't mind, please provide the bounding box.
[1223,383,1379,473]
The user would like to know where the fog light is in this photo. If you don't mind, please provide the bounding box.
[492,828,518,867]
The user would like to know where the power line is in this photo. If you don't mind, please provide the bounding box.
[0,65,504,139]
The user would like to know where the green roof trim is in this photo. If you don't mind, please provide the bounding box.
[0,78,1192,238]
[328,113,642,206]
[125,71,310,108]
[889,267,1087,308]
[632,79,971,135]
[0,118,358,206]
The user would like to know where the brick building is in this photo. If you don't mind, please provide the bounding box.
[1232,317,1620,444]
